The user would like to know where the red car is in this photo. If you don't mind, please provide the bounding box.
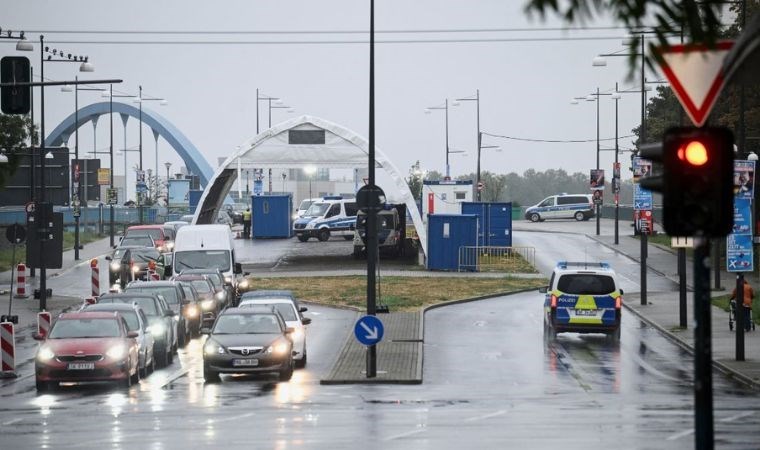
[34,311,140,391]
[123,225,170,252]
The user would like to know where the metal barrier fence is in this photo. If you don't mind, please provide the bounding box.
[458,246,536,272]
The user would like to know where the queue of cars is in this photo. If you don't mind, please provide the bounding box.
[33,222,312,390]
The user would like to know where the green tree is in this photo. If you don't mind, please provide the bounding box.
[0,113,37,189]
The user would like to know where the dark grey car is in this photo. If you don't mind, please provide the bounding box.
[125,281,193,347]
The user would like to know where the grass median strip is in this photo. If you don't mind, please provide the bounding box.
[242,275,548,312]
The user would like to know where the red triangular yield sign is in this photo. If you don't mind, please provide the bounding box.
[654,41,734,127]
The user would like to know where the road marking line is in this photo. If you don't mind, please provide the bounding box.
[464,409,507,422]
[384,426,426,441]
[2,418,22,426]
[156,366,190,389]
[666,429,694,441]
[720,411,755,422]
[209,412,256,424]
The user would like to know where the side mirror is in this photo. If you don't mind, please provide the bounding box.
[538,286,548,293]
[234,263,242,274]
[299,306,308,313]
[301,317,312,326]
[32,332,45,341]
[620,289,624,295]
[200,327,211,335]
[105,256,112,261]
[127,330,139,339]
[165,309,176,317]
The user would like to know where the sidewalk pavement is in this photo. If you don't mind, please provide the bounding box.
[588,232,760,389]
[0,236,115,334]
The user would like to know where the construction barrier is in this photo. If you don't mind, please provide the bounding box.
[91,259,100,298]
[1,322,16,377]
[14,263,28,298]
[37,311,52,338]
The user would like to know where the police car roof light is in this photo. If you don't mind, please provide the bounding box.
[323,196,343,200]
[556,261,610,270]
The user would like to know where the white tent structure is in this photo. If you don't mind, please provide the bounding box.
[194,115,428,255]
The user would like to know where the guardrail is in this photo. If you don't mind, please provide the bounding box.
[0,206,190,227]
[458,246,536,272]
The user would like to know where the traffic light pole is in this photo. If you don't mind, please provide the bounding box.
[735,274,745,361]
[678,248,687,328]
[694,239,714,450]
[366,0,377,379]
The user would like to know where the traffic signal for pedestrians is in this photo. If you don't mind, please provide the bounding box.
[0,56,31,115]
[640,126,734,237]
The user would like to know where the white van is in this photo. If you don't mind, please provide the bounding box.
[524,194,594,222]
[292,196,358,242]
[172,224,242,286]
[295,197,321,220]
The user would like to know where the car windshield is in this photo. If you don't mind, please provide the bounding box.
[174,250,230,272]
[299,200,314,211]
[129,250,160,263]
[557,274,616,295]
[241,302,297,321]
[305,202,330,216]
[99,297,158,316]
[127,229,163,240]
[121,236,153,247]
[180,285,196,299]
[128,286,179,304]
[49,318,121,339]
[213,314,281,334]
[189,280,212,294]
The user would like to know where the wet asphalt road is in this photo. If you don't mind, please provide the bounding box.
[0,227,758,448]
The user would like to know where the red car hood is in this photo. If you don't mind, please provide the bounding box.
[44,337,126,355]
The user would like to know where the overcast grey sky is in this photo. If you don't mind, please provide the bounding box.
[5,0,659,188]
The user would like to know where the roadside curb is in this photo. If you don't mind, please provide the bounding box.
[624,302,760,391]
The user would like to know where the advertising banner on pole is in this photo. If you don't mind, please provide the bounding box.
[590,169,605,190]
[97,168,110,185]
[632,157,653,211]
[733,160,755,199]
[727,160,754,272]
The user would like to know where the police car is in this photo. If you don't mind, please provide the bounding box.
[524,194,594,222]
[540,261,623,341]
[292,196,358,242]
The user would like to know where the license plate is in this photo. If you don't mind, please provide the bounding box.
[233,359,259,367]
[67,362,95,370]
[575,309,598,316]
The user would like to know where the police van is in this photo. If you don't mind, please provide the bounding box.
[293,196,358,242]
[524,193,594,222]
[540,261,623,341]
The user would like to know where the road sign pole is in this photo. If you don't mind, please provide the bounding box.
[736,273,745,361]
[678,248,687,328]
[694,238,714,450]
[366,0,377,379]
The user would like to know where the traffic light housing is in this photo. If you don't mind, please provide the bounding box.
[1,56,31,115]
[639,126,734,237]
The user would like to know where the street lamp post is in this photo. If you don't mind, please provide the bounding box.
[425,100,450,178]
[454,90,483,200]
[256,89,292,192]
[304,166,316,201]
[164,162,172,205]
[133,87,166,223]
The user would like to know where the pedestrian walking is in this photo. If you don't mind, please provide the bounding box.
[731,279,755,332]
[242,207,252,239]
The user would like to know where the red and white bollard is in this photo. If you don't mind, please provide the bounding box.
[91,259,100,298]
[14,263,28,299]
[0,322,16,378]
[37,312,51,338]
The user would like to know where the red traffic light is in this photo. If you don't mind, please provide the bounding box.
[677,140,709,166]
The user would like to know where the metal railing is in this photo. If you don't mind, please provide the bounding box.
[458,246,536,272]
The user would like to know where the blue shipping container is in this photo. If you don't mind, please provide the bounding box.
[461,202,513,247]
[427,214,479,271]
[188,190,203,210]
[252,194,293,238]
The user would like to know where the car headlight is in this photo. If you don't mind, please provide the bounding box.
[224,276,232,284]
[110,262,120,271]
[106,344,127,360]
[111,284,122,293]
[291,328,304,341]
[292,214,298,220]
[305,223,314,229]
[131,265,140,273]
[37,346,55,362]
[266,341,289,356]
[201,299,215,310]
[186,305,199,317]
[204,341,225,356]
[215,291,225,301]
[166,242,174,250]
[149,323,166,336]
[239,279,249,289]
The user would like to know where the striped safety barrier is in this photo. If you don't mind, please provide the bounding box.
[38,312,52,338]
[1,322,16,377]
[91,259,100,297]
[14,263,28,298]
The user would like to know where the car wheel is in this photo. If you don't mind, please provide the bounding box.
[317,229,330,242]
[529,213,541,223]
[296,349,307,369]
[177,325,186,348]
[279,359,294,381]
[543,321,556,342]
[574,211,585,221]
[204,365,220,383]
[297,235,309,242]
[156,346,169,368]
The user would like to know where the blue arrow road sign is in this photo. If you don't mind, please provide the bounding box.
[354,315,384,346]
